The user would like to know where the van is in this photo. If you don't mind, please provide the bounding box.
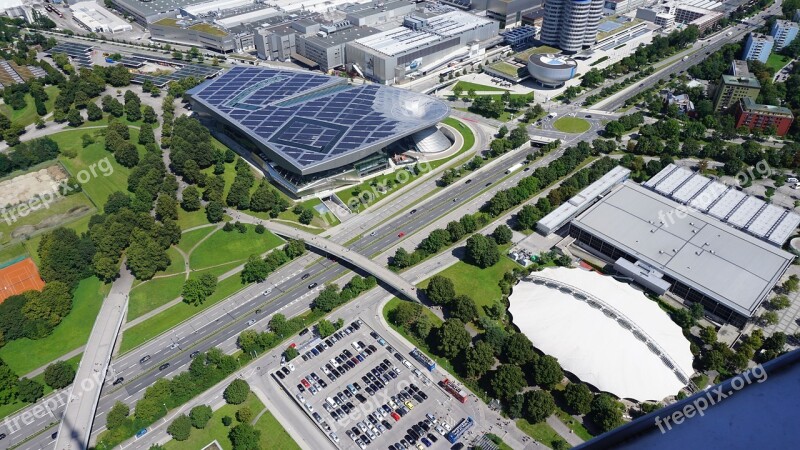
[326,397,337,407]
[787,177,798,183]
[402,360,413,369]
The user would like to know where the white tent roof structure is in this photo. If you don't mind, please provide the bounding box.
[508,267,695,401]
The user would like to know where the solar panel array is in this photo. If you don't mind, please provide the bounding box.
[47,42,93,67]
[188,66,448,171]
[644,164,800,246]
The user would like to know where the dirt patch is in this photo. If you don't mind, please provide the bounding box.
[0,165,68,207]
[10,205,92,240]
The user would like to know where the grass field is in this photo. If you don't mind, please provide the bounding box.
[21,213,94,267]
[555,408,593,441]
[0,191,95,246]
[766,53,793,72]
[516,418,569,449]
[417,251,517,317]
[157,246,186,277]
[189,226,283,270]
[0,242,28,265]
[0,353,82,421]
[177,226,217,254]
[164,392,298,450]
[128,273,186,320]
[177,209,212,230]
[0,277,108,375]
[0,86,59,127]
[55,129,137,207]
[120,272,248,353]
[453,81,507,92]
[553,117,591,133]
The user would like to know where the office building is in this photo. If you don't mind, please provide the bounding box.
[569,182,795,327]
[345,10,498,85]
[713,73,760,112]
[502,25,538,46]
[770,19,799,50]
[742,33,774,63]
[187,67,450,196]
[673,0,723,33]
[344,0,416,27]
[486,0,543,28]
[734,98,795,136]
[254,24,296,62]
[541,0,605,53]
[636,6,675,30]
[603,0,647,15]
[296,26,382,72]
[665,92,695,116]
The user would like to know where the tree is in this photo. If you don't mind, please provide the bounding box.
[425,275,455,305]
[229,423,261,450]
[44,361,75,389]
[436,319,471,359]
[299,208,314,225]
[760,310,779,326]
[783,274,799,293]
[564,383,593,415]
[533,355,564,389]
[523,390,556,424]
[155,194,178,221]
[450,295,479,323]
[143,105,158,124]
[87,102,103,121]
[126,230,169,280]
[503,332,536,365]
[492,224,513,245]
[490,364,526,400]
[17,378,44,403]
[497,125,508,138]
[206,200,224,222]
[181,186,201,211]
[107,401,130,430]
[167,414,192,441]
[182,274,218,305]
[466,234,500,268]
[317,319,338,338]
[241,255,270,284]
[446,221,466,242]
[312,284,341,312]
[465,341,495,379]
[590,393,624,432]
[114,142,139,168]
[224,379,250,405]
[237,406,253,423]
[138,122,155,145]
[67,108,83,127]
[390,301,423,328]
[771,295,791,310]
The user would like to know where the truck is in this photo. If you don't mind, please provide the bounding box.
[682,55,689,61]
[547,112,558,119]
[505,162,524,174]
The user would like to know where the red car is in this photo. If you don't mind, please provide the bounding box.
[391,412,401,422]
[301,378,311,388]
[398,232,405,238]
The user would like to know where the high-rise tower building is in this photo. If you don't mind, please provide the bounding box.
[541,0,605,53]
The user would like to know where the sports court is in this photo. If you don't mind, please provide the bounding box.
[0,257,46,303]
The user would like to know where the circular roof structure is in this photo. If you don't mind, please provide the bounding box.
[508,267,695,402]
[527,54,578,85]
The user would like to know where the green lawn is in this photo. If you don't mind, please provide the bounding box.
[128,273,186,320]
[0,353,82,421]
[274,197,340,229]
[55,129,137,207]
[0,242,29,265]
[120,272,249,353]
[552,117,591,133]
[0,277,108,375]
[766,53,793,72]
[163,393,295,450]
[189,226,283,270]
[21,213,93,267]
[555,408,593,441]
[0,191,95,246]
[191,261,243,279]
[0,86,59,127]
[177,226,217,254]
[156,246,186,277]
[516,419,569,449]
[418,251,517,316]
[177,209,212,230]
[453,81,507,92]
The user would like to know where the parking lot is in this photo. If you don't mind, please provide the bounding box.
[271,317,475,450]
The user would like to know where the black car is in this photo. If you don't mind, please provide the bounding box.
[139,355,151,364]
[308,282,318,289]
[301,273,310,280]
[465,179,472,184]
[452,443,465,450]
[325,338,333,347]
[281,367,290,375]
[300,328,310,336]
[51,432,58,439]
[190,351,200,359]
[427,433,438,443]
[383,419,393,430]
[370,331,379,339]
[319,379,328,389]
[276,371,285,379]
[159,363,170,371]
[413,394,424,403]
[112,377,124,386]
[365,386,375,396]
[297,383,305,392]
[355,393,367,403]
[343,349,353,357]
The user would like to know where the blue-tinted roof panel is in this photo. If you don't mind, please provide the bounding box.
[187,67,449,172]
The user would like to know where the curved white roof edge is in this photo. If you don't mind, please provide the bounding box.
[508,267,695,402]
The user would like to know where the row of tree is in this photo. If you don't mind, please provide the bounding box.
[390,212,491,270]
[311,276,379,313]
[0,135,60,177]
[240,239,307,284]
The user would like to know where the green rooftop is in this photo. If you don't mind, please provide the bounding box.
[596,17,644,41]
[513,45,561,63]
[155,17,179,27]
[190,23,229,37]
[488,61,527,78]
[741,97,793,115]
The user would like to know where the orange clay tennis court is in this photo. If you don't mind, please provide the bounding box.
[0,258,45,303]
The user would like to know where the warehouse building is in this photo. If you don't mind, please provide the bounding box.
[569,182,795,327]
[187,66,450,197]
[296,25,382,72]
[345,10,498,84]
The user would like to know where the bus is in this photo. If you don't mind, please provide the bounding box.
[446,417,474,444]
[410,348,436,372]
[440,378,468,403]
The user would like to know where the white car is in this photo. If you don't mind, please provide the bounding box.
[329,432,339,443]
[321,366,331,375]
[436,425,446,436]
[287,363,295,372]
[296,393,305,404]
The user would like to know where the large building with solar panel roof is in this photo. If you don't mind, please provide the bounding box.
[187,66,450,196]
[565,165,798,327]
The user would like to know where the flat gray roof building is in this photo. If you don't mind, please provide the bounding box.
[570,182,794,326]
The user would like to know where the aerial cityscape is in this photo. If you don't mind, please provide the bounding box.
[0,0,797,449]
